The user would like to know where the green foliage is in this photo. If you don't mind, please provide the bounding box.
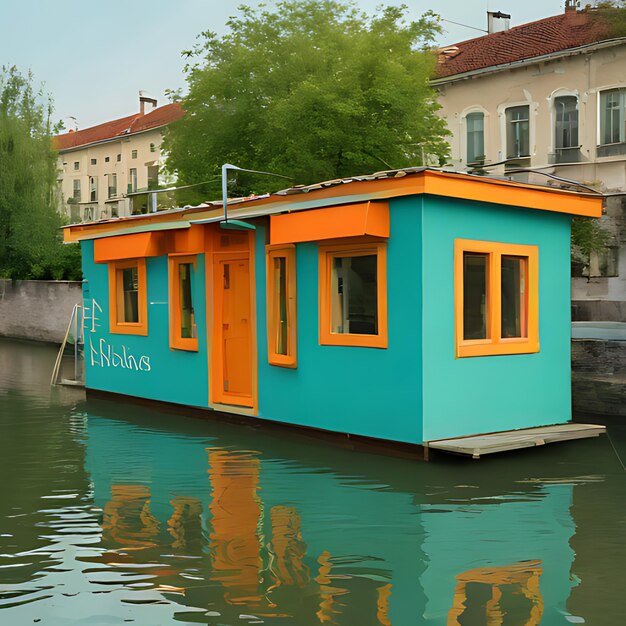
[589,2,626,38]
[165,1,450,201]
[0,66,81,280]
[571,216,611,260]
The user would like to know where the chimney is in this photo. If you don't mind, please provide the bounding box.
[487,11,511,34]
[565,0,579,12]
[139,91,158,115]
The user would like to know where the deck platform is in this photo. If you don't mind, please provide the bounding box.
[425,423,606,459]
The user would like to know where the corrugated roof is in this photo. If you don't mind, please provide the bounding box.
[436,10,611,79]
[54,102,184,151]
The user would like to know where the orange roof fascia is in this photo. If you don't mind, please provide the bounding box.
[269,201,389,245]
[421,171,603,218]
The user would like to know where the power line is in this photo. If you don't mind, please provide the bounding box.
[440,17,488,34]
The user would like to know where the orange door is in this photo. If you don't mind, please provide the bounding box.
[213,256,254,407]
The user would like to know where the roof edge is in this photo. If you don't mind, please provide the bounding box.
[433,37,626,85]
[63,169,603,243]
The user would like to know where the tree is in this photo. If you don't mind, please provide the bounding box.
[164,1,450,201]
[0,66,80,280]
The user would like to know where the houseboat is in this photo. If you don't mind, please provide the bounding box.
[63,167,605,456]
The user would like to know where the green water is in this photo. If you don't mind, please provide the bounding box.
[0,338,624,625]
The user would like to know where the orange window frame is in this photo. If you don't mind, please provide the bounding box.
[266,245,297,367]
[318,241,388,349]
[454,239,539,358]
[168,254,198,352]
[108,258,148,335]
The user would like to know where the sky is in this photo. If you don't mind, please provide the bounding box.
[0,0,567,130]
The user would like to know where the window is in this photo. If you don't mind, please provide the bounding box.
[454,239,538,357]
[72,179,81,202]
[91,158,97,165]
[266,245,297,367]
[108,259,148,335]
[600,88,626,145]
[505,105,530,158]
[105,156,110,163]
[555,96,578,149]
[466,112,485,164]
[150,143,156,153]
[169,255,198,351]
[89,176,97,202]
[319,241,387,348]
[73,161,80,171]
[117,153,121,162]
[129,168,137,193]
[131,149,138,159]
[108,173,117,198]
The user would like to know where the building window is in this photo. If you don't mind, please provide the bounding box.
[90,158,97,165]
[89,176,97,202]
[466,112,485,164]
[319,241,387,348]
[117,153,121,162]
[266,245,297,367]
[168,255,198,351]
[131,149,138,159]
[72,179,81,202]
[108,259,148,335]
[505,105,530,159]
[105,156,110,163]
[454,239,538,358]
[73,161,80,171]
[108,173,117,199]
[150,143,156,153]
[600,88,626,145]
[555,96,578,149]
[129,168,137,193]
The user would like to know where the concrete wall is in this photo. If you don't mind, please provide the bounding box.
[572,339,626,417]
[0,279,82,344]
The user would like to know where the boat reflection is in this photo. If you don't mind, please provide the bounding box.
[75,398,602,625]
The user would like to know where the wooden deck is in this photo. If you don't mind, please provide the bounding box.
[425,423,606,459]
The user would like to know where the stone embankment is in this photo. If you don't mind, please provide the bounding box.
[0,279,82,344]
[572,336,626,418]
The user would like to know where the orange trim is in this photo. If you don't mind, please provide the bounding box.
[266,245,297,367]
[168,254,199,352]
[108,258,148,336]
[172,225,206,254]
[270,201,389,245]
[318,242,388,349]
[64,170,602,243]
[454,239,539,358]
[94,232,167,263]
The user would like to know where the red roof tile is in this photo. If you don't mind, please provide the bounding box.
[54,102,184,151]
[436,10,611,79]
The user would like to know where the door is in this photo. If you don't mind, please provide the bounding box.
[212,255,254,407]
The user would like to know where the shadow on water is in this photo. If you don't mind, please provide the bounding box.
[0,338,625,625]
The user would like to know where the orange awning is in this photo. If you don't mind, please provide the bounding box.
[269,201,389,245]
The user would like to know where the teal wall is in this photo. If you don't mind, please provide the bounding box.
[80,192,574,446]
[255,196,423,444]
[81,240,208,408]
[421,197,572,442]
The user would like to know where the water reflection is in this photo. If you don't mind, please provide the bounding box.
[1,338,625,624]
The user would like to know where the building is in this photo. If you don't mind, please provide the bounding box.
[55,94,184,223]
[435,5,626,320]
[63,167,602,455]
